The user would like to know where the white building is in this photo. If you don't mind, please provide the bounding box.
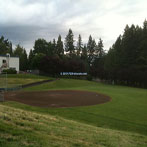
[0,54,19,73]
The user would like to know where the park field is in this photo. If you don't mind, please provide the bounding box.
[0,75,147,146]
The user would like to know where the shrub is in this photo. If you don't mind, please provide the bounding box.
[3,68,17,74]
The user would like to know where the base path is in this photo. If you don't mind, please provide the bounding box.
[4,90,111,108]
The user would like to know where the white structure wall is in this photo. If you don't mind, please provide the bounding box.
[0,55,19,72]
[9,57,19,72]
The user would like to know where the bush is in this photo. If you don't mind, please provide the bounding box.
[3,68,17,74]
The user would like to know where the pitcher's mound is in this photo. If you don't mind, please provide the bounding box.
[4,90,111,108]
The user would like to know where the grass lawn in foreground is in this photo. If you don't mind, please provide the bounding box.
[4,78,147,136]
[0,104,147,147]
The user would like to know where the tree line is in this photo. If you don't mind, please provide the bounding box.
[104,20,147,88]
[0,29,105,75]
[0,20,147,88]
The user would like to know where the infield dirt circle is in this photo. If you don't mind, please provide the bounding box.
[4,90,111,108]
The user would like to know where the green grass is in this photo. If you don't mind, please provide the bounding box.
[19,79,147,135]
[0,74,52,88]
[1,77,147,146]
[0,104,147,147]
[6,74,50,79]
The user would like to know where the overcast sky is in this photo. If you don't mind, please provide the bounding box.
[0,0,147,53]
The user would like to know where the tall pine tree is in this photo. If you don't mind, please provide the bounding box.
[65,29,75,55]
[87,35,96,65]
[56,35,64,56]
[76,34,83,56]
[96,38,104,58]
[81,45,88,61]
[14,44,28,71]
[28,49,35,69]
[52,39,56,54]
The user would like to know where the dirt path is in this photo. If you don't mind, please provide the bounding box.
[22,78,59,89]
[4,90,111,108]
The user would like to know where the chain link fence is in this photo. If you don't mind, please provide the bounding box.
[0,72,7,102]
[0,90,4,102]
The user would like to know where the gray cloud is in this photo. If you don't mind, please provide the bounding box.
[0,24,67,52]
[0,0,147,53]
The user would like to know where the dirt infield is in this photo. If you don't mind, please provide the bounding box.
[4,90,111,108]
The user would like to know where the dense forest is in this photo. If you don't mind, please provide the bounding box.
[0,20,147,88]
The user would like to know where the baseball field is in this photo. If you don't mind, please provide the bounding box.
[0,74,147,146]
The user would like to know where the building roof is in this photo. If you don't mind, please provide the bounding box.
[0,55,19,58]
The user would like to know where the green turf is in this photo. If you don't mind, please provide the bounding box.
[4,79,147,136]
[0,74,52,88]
[0,104,147,147]
[7,74,49,79]
[1,77,147,146]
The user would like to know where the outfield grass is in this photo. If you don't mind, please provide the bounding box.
[4,79,147,136]
[1,78,147,146]
[0,104,147,147]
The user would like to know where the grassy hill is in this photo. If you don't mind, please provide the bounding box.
[0,76,147,146]
[0,104,147,147]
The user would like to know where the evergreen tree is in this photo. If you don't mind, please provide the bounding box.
[31,53,45,70]
[28,49,35,69]
[81,45,88,61]
[87,35,96,64]
[105,20,147,87]
[90,38,105,79]
[23,49,28,70]
[96,38,104,58]
[76,34,83,56]
[121,24,141,66]
[52,39,56,54]
[34,38,54,56]
[56,35,64,56]
[13,44,28,71]
[0,36,13,55]
[65,29,75,55]
[143,19,147,31]
[140,19,147,61]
